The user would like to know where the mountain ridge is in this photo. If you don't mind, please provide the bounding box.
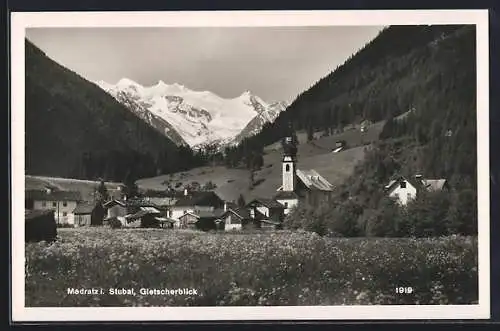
[25,39,203,181]
[95,79,287,148]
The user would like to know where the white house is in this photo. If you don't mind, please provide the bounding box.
[385,175,448,206]
[169,190,224,227]
[25,186,82,225]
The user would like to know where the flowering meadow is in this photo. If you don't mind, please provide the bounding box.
[25,228,478,306]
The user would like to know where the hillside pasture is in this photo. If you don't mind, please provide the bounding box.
[25,228,478,307]
[263,120,385,154]
[25,175,123,202]
[137,120,380,201]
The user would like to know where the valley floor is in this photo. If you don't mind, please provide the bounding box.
[25,228,478,307]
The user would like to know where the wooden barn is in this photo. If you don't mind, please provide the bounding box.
[73,202,105,227]
[178,209,224,231]
[125,206,162,228]
[25,209,57,242]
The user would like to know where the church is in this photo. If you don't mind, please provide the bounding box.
[273,135,335,215]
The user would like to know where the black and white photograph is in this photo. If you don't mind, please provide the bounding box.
[11,10,490,321]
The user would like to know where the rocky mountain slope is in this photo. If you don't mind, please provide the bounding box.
[95,79,286,148]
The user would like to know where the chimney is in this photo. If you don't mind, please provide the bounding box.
[224,202,228,212]
[184,188,188,196]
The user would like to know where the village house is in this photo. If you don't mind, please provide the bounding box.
[220,207,251,231]
[384,174,448,206]
[103,199,128,222]
[124,205,163,228]
[170,190,224,227]
[25,187,82,226]
[273,136,335,215]
[247,198,285,227]
[178,209,224,231]
[73,201,106,227]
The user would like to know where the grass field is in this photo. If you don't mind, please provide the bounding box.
[25,175,123,202]
[25,228,478,307]
[136,121,381,201]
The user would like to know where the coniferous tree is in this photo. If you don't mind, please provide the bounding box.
[237,194,246,207]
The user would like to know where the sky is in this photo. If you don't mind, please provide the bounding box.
[26,26,384,103]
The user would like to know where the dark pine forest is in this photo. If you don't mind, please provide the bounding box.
[25,40,206,183]
[225,25,478,237]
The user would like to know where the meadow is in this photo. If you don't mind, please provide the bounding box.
[25,228,478,307]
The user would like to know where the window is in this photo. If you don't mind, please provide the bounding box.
[42,201,46,207]
[407,193,412,200]
[285,164,290,172]
[400,181,407,188]
[63,212,67,217]
[63,202,67,207]
[284,202,289,208]
[52,202,57,207]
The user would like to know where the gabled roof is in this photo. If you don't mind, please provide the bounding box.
[174,191,222,207]
[273,191,299,200]
[103,199,127,208]
[421,179,447,191]
[385,176,447,192]
[139,206,162,214]
[296,169,334,191]
[125,208,161,220]
[26,189,82,202]
[222,207,251,220]
[125,199,160,209]
[143,197,178,207]
[248,198,284,209]
[73,202,98,215]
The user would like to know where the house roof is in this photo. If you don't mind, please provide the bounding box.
[273,191,299,200]
[25,209,54,221]
[222,207,251,220]
[73,202,97,215]
[174,191,222,207]
[421,179,447,191]
[385,176,447,192]
[248,198,284,209]
[103,199,127,208]
[125,208,161,220]
[139,206,162,214]
[125,198,161,209]
[296,169,334,191]
[143,197,178,207]
[26,189,82,202]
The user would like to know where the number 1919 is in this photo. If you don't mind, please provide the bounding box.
[395,287,413,294]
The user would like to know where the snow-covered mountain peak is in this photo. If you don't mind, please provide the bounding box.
[117,77,141,87]
[95,78,287,148]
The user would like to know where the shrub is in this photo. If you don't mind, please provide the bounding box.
[107,217,122,229]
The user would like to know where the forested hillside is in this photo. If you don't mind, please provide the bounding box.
[230,25,477,237]
[25,40,205,182]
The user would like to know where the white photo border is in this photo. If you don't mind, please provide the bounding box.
[11,9,490,322]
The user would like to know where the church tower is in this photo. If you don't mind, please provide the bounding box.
[282,135,297,192]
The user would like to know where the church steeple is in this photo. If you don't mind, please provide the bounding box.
[282,134,298,192]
